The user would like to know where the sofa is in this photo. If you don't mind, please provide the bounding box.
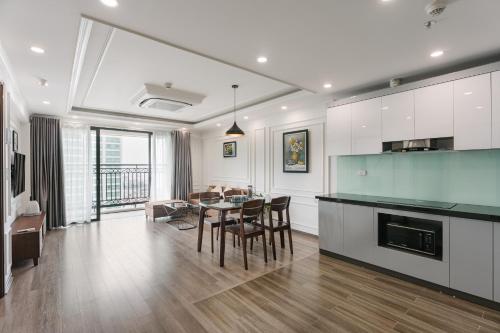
[145,199,184,221]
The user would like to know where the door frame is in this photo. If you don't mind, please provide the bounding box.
[90,126,152,221]
[0,83,5,297]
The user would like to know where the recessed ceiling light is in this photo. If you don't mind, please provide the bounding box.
[361,125,367,128]
[216,123,221,127]
[257,56,268,63]
[281,105,288,110]
[350,95,357,99]
[42,100,50,105]
[100,0,118,7]
[243,116,249,120]
[430,50,444,58]
[30,46,45,54]
[323,83,332,89]
[464,91,473,96]
[476,106,484,109]
[406,116,412,120]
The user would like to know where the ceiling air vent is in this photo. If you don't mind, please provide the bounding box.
[131,83,205,112]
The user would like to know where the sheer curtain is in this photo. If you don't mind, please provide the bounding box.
[151,131,172,200]
[62,125,92,223]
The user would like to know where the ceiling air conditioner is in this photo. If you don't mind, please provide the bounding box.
[131,83,205,112]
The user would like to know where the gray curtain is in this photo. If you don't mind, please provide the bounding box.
[171,130,192,200]
[30,116,66,229]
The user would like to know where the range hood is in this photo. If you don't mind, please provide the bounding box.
[383,137,454,153]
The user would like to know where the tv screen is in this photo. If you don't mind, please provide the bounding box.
[11,152,25,197]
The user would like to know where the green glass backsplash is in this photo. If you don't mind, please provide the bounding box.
[337,150,500,206]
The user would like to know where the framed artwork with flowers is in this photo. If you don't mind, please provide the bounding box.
[283,129,308,173]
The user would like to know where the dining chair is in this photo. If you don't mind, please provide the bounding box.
[200,191,236,253]
[265,196,293,260]
[223,188,245,247]
[225,199,267,270]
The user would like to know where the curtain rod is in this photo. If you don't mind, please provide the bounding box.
[30,114,61,121]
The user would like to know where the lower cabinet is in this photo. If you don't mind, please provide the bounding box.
[450,217,493,300]
[318,201,344,254]
[343,204,375,263]
[494,223,500,302]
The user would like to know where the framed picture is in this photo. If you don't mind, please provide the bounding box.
[223,141,237,158]
[12,130,18,152]
[283,129,308,173]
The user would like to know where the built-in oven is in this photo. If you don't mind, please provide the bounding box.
[378,213,443,260]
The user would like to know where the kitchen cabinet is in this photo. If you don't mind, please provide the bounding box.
[343,204,375,263]
[381,91,415,142]
[318,201,343,254]
[414,82,453,139]
[450,217,493,299]
[494,223,500,302]
[492,71,500,148]
[327,105,351,156]
[351,98,382,155]
[454,74,492,150]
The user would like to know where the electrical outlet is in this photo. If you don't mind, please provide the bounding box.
[357,170,368,176]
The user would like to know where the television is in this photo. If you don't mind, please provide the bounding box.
[11,152,25,197]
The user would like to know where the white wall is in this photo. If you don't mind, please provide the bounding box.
[200,96,328,235]
[191,134,203,193]
[1,42,29,293]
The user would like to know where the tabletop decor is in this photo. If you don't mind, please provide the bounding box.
[223,141,237,157]
[283,129,308,173]
[12,130,18,152]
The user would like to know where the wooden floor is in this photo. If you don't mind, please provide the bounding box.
[0,211,499,333]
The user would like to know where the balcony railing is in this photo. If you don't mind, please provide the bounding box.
[93,164,151,209]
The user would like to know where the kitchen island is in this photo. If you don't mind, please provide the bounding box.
[316,193,500,310]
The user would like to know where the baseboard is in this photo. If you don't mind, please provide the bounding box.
[320,249,500,312]
[291,222,318,236]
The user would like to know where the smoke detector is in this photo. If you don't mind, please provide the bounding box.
[425,0,447,17]
[131,83,205,112]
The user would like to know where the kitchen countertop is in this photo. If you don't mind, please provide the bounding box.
[315,193,500,222]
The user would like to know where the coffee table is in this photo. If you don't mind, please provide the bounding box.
[161,201,198,230]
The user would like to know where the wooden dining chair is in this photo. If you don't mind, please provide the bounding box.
[223,189,244,247]
[200,191,236,253]
[265,196,293,260]
[225,199,267,270]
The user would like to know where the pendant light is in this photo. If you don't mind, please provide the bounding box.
[225,84,245,137]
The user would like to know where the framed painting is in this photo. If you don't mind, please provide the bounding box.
[283,129,308,173]
[223,141,237,158]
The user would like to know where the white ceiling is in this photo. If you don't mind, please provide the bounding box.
[1,0,500,123]
[72,20,296,122]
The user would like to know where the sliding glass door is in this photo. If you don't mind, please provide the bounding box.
[91,127,152,221]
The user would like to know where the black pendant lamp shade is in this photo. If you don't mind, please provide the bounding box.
[225,84,245,137]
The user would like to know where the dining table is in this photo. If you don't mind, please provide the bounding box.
[197,196,270,267]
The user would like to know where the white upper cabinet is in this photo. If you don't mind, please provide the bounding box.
[454,74,492,150]
[492,71,500,148]
[381,91,415,142]
[327,104,351,156]
[414,82,453,139]
[351,98,382,155]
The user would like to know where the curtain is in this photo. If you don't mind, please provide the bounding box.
[171,130,192,200]
[62,125,92,223]
[30,116,66,229]
[151,131,172,200]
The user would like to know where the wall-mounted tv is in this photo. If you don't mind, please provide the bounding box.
[11,152,25,197]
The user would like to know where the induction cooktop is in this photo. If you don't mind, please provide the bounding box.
[377,198,456,209]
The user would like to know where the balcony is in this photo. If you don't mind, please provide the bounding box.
[92,163,151,213]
